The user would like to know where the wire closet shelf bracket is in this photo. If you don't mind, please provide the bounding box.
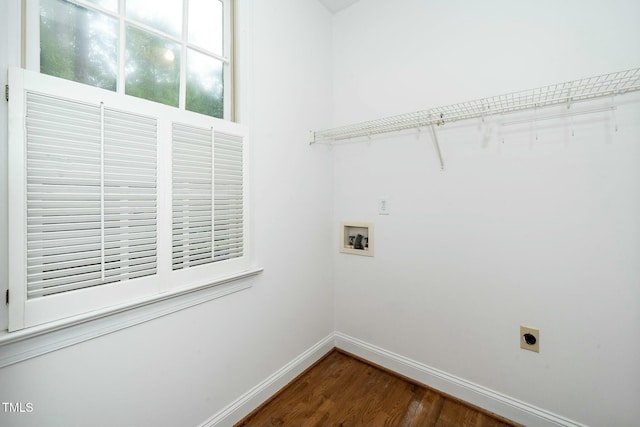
[309,67,640,146]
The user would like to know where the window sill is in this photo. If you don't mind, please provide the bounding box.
[0,268,263,368]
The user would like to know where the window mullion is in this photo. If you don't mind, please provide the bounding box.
[63,0,117,16]
[186,44,230,65]
[224,0,233,121]
[179,0,189,110]
[117,0,125,94]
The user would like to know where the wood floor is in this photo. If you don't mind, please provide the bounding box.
[236,350,521,427]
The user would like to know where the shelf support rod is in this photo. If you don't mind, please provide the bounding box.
[430,124,445,171]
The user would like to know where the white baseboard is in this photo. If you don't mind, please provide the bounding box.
[334,332,586,427]
[199,333,335,427]
[201,332,586,427]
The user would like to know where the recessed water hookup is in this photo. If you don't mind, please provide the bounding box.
[340,222,374,257]
[520,326,540,353]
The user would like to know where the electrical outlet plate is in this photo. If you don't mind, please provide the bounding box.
[378,197,390,215]
[520,325,540,353]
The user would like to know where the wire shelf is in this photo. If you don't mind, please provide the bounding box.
[310,67,640,144]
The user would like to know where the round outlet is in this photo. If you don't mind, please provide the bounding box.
[523,333,537,346]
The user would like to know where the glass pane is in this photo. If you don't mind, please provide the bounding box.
[125,26,181,107]
[85,0,118,12]
[186,49,223,118]
[126,0,183,37]
[188,0,223,55]
[40,0,118,91]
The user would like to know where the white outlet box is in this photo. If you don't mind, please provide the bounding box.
[378,197,390,215]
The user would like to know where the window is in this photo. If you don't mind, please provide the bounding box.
[7,65,249,332]
[31,0,232,120]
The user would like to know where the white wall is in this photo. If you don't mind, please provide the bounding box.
[332,1,640,426]
[0,1,334,426]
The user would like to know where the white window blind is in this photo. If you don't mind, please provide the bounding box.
[8,67,250,332]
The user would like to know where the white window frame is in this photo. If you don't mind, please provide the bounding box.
[7,67,251,332]
[24,0,234,120]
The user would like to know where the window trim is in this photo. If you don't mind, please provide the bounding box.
[0,267,262,368]
[24,0,234,120]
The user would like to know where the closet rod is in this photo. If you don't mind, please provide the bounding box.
[309,67,640,145]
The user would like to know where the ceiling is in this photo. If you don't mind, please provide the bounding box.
[317,0,360,13]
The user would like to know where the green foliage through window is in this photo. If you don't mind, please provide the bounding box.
[39,0,228,119]
[40,0,118,91]
[125,25,181,108]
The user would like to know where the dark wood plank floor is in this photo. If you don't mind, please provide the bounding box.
[236,350,521,427]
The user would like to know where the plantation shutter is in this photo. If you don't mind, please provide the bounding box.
[26,93,103,298]
[9,67,250,332]
[103,108,158,283]
[171,127,245,269]
[213,131,244,261]
[172,124,213,269]
[24,93,158,299]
